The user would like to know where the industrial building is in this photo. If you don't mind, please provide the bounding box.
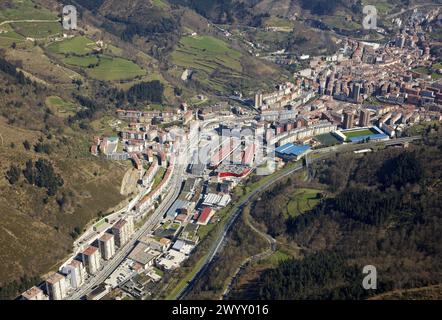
[275,143,312,161]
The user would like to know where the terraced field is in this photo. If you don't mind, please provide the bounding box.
[47,36,146,81]
[86,56,146,81]
[0,29,24,48]
[172,35,242,72]
[45,96,78,118]
[171,35,245,91]
[11,21,61,38]
[286,188,322,217]
[0,0,57,23]
[48,36,96,55]
[64,55,100,68]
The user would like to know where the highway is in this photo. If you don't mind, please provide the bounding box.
[176,162,305,299]
[176,135,421,299]
[67,120,204,300]
[68,163,185,300]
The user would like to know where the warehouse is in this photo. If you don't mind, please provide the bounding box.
[275,143,311,161]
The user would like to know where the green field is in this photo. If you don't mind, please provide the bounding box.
[343,128,378,139]
[412,66,442,80]
[172,35,242,73]
[171,35,244,92]
[0,0,58,23]
[86,56,146,81]
[152,0,169,9]
[372,0,393,15]
[48,36,96,55]
[263,16,294,30]
[0,30,24,47]
[12,21,61,38]
[45,96,78,118]
[258,249,293,267]
[286,188,322,217]
[64,55,100,67]
[315,133,341,146]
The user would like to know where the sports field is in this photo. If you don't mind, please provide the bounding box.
[343,128,378,139]
[315,133,341,146]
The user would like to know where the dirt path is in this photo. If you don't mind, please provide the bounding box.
[0,19,60,27]
[221,211,277,299]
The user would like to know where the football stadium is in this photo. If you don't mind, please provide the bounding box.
[333,126,389,143]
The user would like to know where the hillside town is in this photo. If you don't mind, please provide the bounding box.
[19,7,442,301]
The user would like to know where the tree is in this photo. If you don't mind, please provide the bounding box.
[23,140,31,151]
[5,165,21,184]
[127,80,164,104]
[23,159,35,185]
[34,159,64,196]
[378,152,423,188]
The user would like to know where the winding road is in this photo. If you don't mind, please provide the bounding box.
[176,136,421,300]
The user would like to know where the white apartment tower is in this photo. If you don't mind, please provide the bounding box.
[45,273,67,300]
[112,217,134,247]
[98,233,116,260]
[21,286,48,300]
[62,259,85,289]
[82,246,101,275]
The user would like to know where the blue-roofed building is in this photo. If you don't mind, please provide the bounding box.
[166,199,189,219]
[275,143,311,161]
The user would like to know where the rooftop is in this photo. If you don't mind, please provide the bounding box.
[82,246,99,256]
[275,143,311,156]
[99,233,114,242]
[22,286,43,299]
[46,272,65,285]
[128,243,161,266]
[112,219,128,230]
[67,259,82,268]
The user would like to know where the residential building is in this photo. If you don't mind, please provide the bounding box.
[112,218,134,247]
[343,111,354,129]
[359,109,371,127]
[62,260,85,289]
[98,233,116,261]
[21,286,48,300]
[82,246,101,275]
[45,273,67,300]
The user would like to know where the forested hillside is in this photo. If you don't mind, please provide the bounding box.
[227,124,442,300]
[0,51,130,299]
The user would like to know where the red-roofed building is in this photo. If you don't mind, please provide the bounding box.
[197,207,214,225]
